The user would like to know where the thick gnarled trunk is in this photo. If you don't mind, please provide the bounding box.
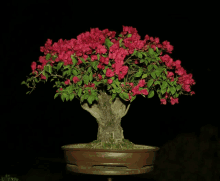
[81,90,131,145]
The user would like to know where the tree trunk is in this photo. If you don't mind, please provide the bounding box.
[80,90,131,146]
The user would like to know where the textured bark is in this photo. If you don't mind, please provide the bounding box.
[80,89,131,146]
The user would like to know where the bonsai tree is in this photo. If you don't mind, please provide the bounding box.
[21,26,196,150]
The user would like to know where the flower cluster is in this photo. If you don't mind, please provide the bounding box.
[23,26,195,105]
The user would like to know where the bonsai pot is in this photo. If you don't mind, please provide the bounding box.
[61,143,160,175]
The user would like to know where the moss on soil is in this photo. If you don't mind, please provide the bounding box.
[62,139,153,150]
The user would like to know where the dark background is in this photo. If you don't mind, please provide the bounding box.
[0,1,218,181]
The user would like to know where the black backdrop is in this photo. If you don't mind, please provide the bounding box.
[1,1,218,180]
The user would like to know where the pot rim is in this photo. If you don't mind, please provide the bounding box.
[61,143,160,152]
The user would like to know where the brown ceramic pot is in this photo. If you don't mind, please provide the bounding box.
[61,143,160,175]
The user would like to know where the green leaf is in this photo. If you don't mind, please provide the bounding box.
[147,64,153,71]
[111,89,116,94]
[148,48,154,56]
[26,91,30,94]
[161,88,166,95]
[142,74,148,79]
[148,90,154,98]
[78,88,82,97]
[88,95,95,105]
[34,78,39,83]
[84,93,89,99]
[111,84,121,93]
[90,61,99,71]
[97,54,100,60]
[65,94,70,101]
[55,80,61,87]
[52,54,58,61]
[168,81,174,86]
[140,51,147,57]
[154,69,163,77]
[61,93,68,102]
[95,96,99,101]
[49,64,52,74]
[162,75,167,80]
[169,86,176,95]
[54,93,59,99]
[147,79,154,88]
[70,75,74,81]
[153,64,158,69]
[72,69,78,76]
[119,38,123,47]
[66,85,74,93]
[87,66,92,73]
[174,92,179,98]
[57,62,63,71]
[140,59,146,63]
[111,83,117,90]
[21,81,26,85]
[42,70,46,76]
[154,81,160,85]
[71,55,78,66]
[115,80,121,87]
[137,52,142,58]
[111,79,121,93]
[46,54,51,60]
[83,75,89,85]
[146,57,153,63]
[176,85,182,90]
[103,68,106,75]
[161,81,168,89]
[64,65,70,69]
[150,72,156,79]
[109,93,117,104]
[45,64,52,74]
[62,70,69,76]
[27,78,32,82]
[117,87,122,93]
[80,94,85,103]
[131,49,137,56]
[93,81,102,87]
[68,69,71,75]
[134,68,143,77]
[105,38,114,49]
[80,57,86,65]
[77,80,82,86]
[44,65,49,72]
[127,34,132,37]
[91,90,98,97]
[53,84,57,88]
[119,92,129,100]
[89,72,93,82]
[45,73,49,80]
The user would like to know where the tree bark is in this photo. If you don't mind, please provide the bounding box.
[80,89,131,146]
